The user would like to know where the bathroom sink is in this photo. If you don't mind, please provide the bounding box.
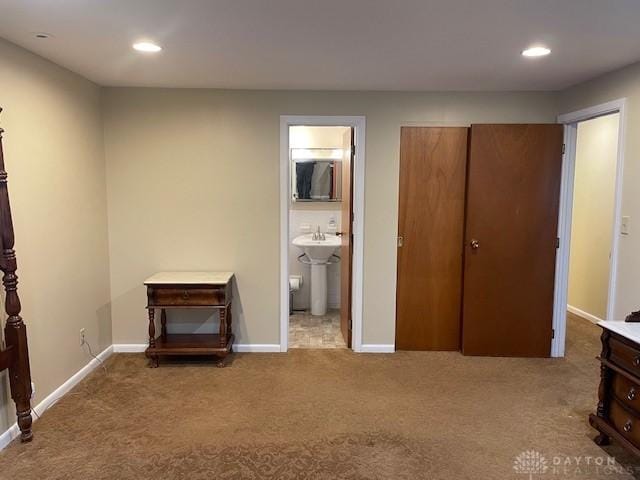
[292,233,340,263]
[292,233,340,316]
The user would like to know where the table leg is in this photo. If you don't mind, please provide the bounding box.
[148,308,159,368]
[161,309,167,339]
[219,307,227,345]
[148,308,156,347]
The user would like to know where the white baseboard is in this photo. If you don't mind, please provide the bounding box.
[113,344,147,353]
[113,343,281,353]
[0,425,19,452]
[233,344,281,352]
[0,345,113,451]
[568,305,603,324]
[360,344,395,353]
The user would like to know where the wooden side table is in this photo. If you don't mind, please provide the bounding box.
[144,271,234,367]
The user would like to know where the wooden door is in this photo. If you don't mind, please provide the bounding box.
[462,124,564,357]
[340,128,354,347]
[396,127,468,350]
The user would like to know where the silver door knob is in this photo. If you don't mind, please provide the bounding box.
[470,239,480,250]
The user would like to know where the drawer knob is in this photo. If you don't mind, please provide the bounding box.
[624,420,633,433]
[634,356,640,367]
[182,290,190,300]
[629,388,637,401]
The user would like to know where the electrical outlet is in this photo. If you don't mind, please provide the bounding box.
[80,328,86,346]
[622,216,631,235]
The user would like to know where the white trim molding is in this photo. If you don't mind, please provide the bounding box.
[360,344,395,353]
[567,305,603,325]
[113,344,147,353]
[0,345,113,451]
[113,343,281,353]
[553,98,627,357]
[279,115,366,353]
[233,344,281,353]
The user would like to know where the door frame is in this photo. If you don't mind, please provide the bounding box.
[552,98,627,357]
[279,115,366,352]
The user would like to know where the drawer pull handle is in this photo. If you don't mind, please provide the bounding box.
[629,388,637,401]
[624,420,633,433]
[634,356,640,367]
[182,291,190,300]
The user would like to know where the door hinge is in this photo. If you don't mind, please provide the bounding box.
[556,237,560,249]
[552,328,555,339]
[351,145,356,156]
[349,319,353,330]
[562,143,566,155]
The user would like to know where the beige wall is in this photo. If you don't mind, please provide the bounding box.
[103,88,558,346]
[568,114,619,320]
[560,61,640,320]
[0,39,111,430]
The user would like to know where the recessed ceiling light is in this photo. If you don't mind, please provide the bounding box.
[522,46,551,57]
[133,42,162,53]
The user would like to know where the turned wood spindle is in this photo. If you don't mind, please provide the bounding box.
[0,111,34,442]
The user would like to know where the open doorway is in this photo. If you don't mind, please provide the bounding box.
[567,113,620,327]
[287,125,352,349]
[279,116,366,353]
[553,99,626,357]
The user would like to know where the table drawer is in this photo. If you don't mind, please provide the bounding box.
[609,398,640,449]
[609,336,640,377]
[148,287,225,306]
[613,372,640,414]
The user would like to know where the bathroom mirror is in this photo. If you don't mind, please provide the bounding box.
[291,148,343,202]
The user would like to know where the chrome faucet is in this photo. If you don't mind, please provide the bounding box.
[312,225,325,241]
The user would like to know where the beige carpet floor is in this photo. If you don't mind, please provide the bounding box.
[1,316,639,479]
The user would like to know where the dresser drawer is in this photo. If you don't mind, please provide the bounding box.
[148,287,225,307]
[609,336,640,377]
[609,399,640,448]
[613,372,640,414]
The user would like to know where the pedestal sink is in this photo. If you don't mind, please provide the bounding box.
[293,233,340,316]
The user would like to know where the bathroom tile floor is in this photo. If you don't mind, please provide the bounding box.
[289,310,347,349]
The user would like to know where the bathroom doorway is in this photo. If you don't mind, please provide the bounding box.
[279,116,366,352]
[288,125,351,349]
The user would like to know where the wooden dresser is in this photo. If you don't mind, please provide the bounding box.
[591,321,640,456]
[144,271,234,367]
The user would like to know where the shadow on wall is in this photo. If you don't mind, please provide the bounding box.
[0,370,10,432]
[0,289,9,430]
[96,302,112,352]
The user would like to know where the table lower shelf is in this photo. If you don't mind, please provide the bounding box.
[146,334,234,356]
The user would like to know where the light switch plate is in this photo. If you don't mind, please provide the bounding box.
[621,216,630,235]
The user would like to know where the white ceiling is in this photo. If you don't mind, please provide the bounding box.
[1,0,640,91]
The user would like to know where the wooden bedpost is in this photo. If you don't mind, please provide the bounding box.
[0,109,33,442]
